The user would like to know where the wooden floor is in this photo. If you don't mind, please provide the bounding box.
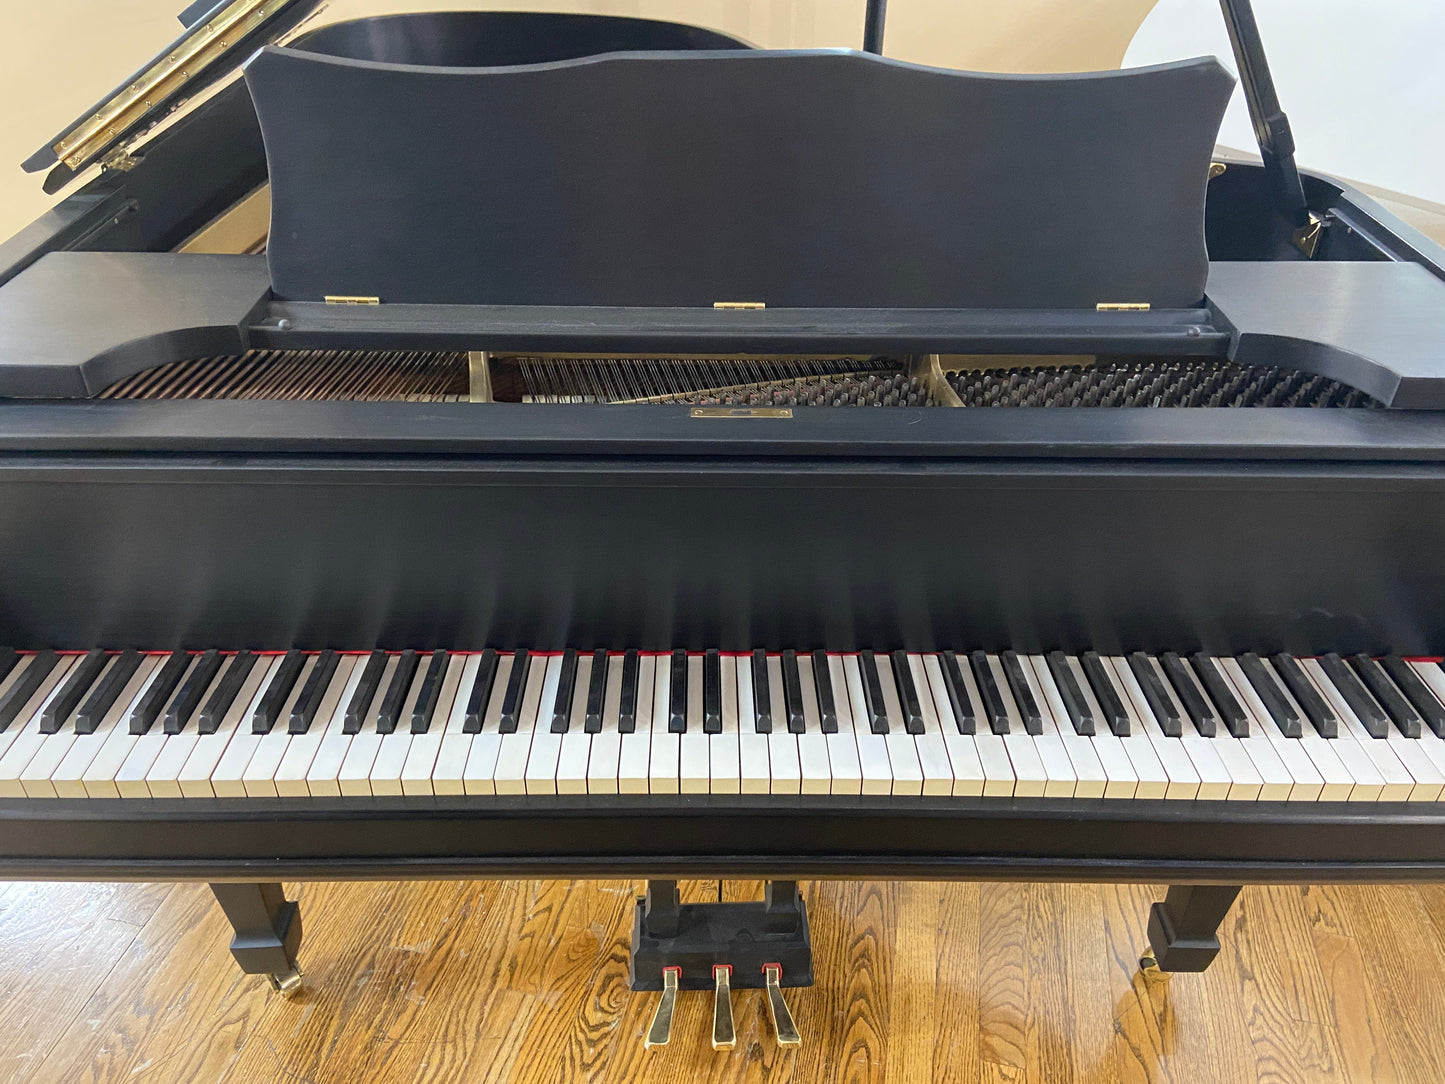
[1,878,1443,1083]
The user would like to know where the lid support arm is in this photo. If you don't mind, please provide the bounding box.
[863,0,887,55]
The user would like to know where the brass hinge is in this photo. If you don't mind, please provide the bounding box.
[324,295,380,305]
[691,407,792,418]
[1292,212,1324,259]
[1208,162,1227,180]
[1096,302,1151,312]
[713,301,765,310]
[99,147,140,173]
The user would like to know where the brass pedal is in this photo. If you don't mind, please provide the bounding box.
[645,966,680,1049]
[711,964,736,1050]
[763,963,801,1047]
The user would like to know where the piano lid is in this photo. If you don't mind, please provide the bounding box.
[245,45,1233,310]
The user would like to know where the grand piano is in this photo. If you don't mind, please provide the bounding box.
[2,0,1445,1050]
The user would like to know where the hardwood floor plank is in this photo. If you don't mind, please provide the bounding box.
[7,879,1445,1083]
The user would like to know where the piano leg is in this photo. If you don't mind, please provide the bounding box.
[1141,884,1242,973]
[208,882,304,996]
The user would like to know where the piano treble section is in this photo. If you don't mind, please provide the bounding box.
[5,646,1445,804]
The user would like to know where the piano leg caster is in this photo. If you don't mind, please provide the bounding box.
[1143,884,1241,973]
[209,882,304,993]
[631,879,810,1050]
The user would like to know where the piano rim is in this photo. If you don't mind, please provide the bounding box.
[1,794,1443,883]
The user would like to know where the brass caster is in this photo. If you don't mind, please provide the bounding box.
[1139,952,1160,973]
[267,967,304,997]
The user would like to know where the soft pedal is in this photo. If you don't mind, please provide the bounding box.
[645,966,680,1049]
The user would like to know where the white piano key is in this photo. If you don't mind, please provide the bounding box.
[905,655,952,797]
[1082,658,1165,799]
[842,655,892,795]
[492,654,549,795]
[954,657,1015,797]
[143,654,243,799]
[873,656,921,796]
[1107,656,1199,800]
[586,654,624,795]
[23,654,130,798]
[304,655,371,797]
[520,654,565,796]
[679,654,709,794]
[1013,656,1078,798]
[91,657,202,799]
[372,657,437,797]
[823,655,863,795]
[462,652,515,796]
[178,656,275,798]
[1062,655,1137,798]
[766,655,802,794]
[337,653,399,796]
[0,656,44,767]
[618,655,655,795]
[796,655,832,795]
[709,655,741,795]
[1260,658,1355,801]
[120,655,221,798]
[1218,657,1322,800]
[1140,655,1232,801]
[735,654,771,795]
[986,655,1046,798]
[920,655,984,797]
[1024,656,1106,799]
[1213,671,1294,801]
[648,654,680,794]
[1403,663,1445,794]
[556,652,595,795]
[428,654,481,796]
[241,654,319,797]
[1153,654,1261,800]
[55,656,162,798]
[1298,657,1394,800]
[400,652,466,796]
[0,657,79,797]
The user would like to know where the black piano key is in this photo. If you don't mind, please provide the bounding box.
[1160,652,1215,737]
[76,649,142,734]
[751,649,772,733]
[1238,653,1302,738]
[0,648,16,686]
[1270,654,1337,739]
[498,650,531,734]
[940,651,976,735]
[0,650,58,732]
[42,648,108,733]
[891,651,925,735]
[860,651,889,734]
[1127,653,1181,737]
[252,649,305,735]
[131,650,189,736]
[1045,651,1092,736]
[164,648,222,734]
[584,649,609,733]
[1319,653,1387,738]
[462,649,499,733]
[782,650,806,734]
[286,649,339,735]
[812,650,838,733]
[968,651,1009,735]
[1189,653,1248,738]
[1381,656,1445,738]
[1001,651,1042,736]
[408,650,450,734]
[617,650,640,734]
[551,649,579,734]
[668,649,687,734]
[1081,652,1129,736]
[197,650,254,735]
[1351,654,1421,738]
[703,649,722,734]
[375,649,419,734]
[344,650,387,734]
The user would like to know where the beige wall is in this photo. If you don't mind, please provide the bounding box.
[0,0,1162,239]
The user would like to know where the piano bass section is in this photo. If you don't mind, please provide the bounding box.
[3,0,1445,1016]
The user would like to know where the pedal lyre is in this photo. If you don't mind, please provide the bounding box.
[645,966,680,1049]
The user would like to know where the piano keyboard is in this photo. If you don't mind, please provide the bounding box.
[2,646,1445,802]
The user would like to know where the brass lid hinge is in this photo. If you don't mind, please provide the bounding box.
[713,301,765,310]
[324,295,380,305]
[1096,302,1151,312]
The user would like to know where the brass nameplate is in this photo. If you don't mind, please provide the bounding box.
[691,407,793,418]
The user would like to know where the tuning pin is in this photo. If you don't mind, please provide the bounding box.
[762,963,801,1047]
[645,966,680,1049]
[711,965,736,1050]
